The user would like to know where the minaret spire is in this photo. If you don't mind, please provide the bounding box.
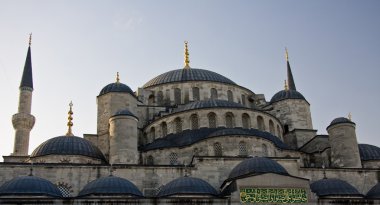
[66,101,74,136]
[12,35,36,156]
[184,41,190,69]
[285,48,297,91]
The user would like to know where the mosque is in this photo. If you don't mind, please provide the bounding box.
[0,36,380,204]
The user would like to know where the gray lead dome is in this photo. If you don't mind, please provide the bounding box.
[31,136,106,162]
[270,89,306,103]
[143,68,236,88]
[310,178,362,197]
[0,176,62,197]
[99,82,135,96]
[157,176,219,197]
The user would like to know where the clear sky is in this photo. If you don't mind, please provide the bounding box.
[0,0,379,160]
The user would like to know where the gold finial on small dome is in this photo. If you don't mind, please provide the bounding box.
[66,101,74,136]
[116,72,120,83]
[285,47,289,62]
[184,41,190,69]
[29,33,32,46]
[284,80,289,91]
[348,112,352,121]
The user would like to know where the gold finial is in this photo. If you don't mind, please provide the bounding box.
[348,112,352,121]
[285,47,289,62]
[284,80,289,91]
[66,101,74,136]
[184,41,190,69]
[29,33,32,46]
[116,72,120,83]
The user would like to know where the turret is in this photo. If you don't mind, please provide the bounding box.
[11,34,36,156]
[109,110,139,164]
[327,116,361,168]
[97,73,139,159]
[270,49,314,148]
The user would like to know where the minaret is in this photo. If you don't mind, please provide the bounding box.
[285,48,296,91]
[12,34,36,156]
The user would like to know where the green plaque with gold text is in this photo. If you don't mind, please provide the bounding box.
[240,188,307,203]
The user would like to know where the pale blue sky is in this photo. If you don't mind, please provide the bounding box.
[0,1,379,159]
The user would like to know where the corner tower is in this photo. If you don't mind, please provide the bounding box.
[12,34,36,156]
[270,49,314,148]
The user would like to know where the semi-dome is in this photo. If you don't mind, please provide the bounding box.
[270,89,306,104]
[228,157,288,180]
[99,82,135,97]
[174,99,245,113]
[157,176,219,197]
[112,109,138,119]
[0,176,62,197]
[143,68,236,88]
[328,117,355,128]
[366,183,380,199]
[358,144,380,161]
[78,175,143,197]
[310,178,362,197]
[31,136,106,162]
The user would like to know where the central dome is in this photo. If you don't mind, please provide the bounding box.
[143,68,236,88]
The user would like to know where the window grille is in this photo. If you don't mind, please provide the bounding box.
[57,182,72,197]
[208,113,217,128]
[227,90,233,102]
[214,142,222,156]
[174,118,182,133]
[210,88,218,99]
[239,141,248,156]
[174,88,181,104]
[225,113,234,128]
[190,114,199,130]
[169,152,178,165]
[157,91,163,105]
[161,122,167,136]
[242,113,250,129]
[257,116,265,130]
[192,87,200,101]
[147,155,154,165]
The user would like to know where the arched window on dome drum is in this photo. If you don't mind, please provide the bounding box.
[242,113,251,129]
[192,87,200,101]
[169,152,178,165]
[257,116,265,131]
[174,88,181,105]
[276,125,281,138]
[208,112,217,128]
[150,127,156,142]
[269,120,275,135]
[148,94,155,105]
[165,89,171,105]
[262,144,268,157]
[241,94,246,106]
[174,117,182,133]
[161,122,167,137]
[157,91,164,106]
[239,141,248,156]
[190,114,199,130]
[147,155,154,165]
[210,88,218,99]
[225,112,234,128]
[227,90,233,102]
[214,142,222,156]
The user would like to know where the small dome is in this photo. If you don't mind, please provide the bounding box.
[270,90,306,104]
[31,136,106,162]
[228,157,288,180]
[112,109,138,119]
[328,117,355,128]
[358,144,380,161]
[0,176,62,197]
[143,68,236,88]
[157,176,219,197]
[78,176,143,197]
[367,183,380,199]
[175,99,245,113]
[99,82,135,97]
[310,178,362,197]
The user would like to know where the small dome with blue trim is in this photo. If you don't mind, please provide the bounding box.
[78,175,143,197]
[31,136,106,162]
[366,183,380,199]
[270,89,306,104]
[228,157,288,180]
[358,144,380,161]
[157,176,219,197]
[99,82,135,97]
[328,117,355,128]
[0,176,62,197]
[143,68,236,88]
[175,99,245,113]
[112,109,138,119]
[310,178,362,197]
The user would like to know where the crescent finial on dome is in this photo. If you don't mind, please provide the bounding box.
[184,41,190,69]
[66,101,74,136]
